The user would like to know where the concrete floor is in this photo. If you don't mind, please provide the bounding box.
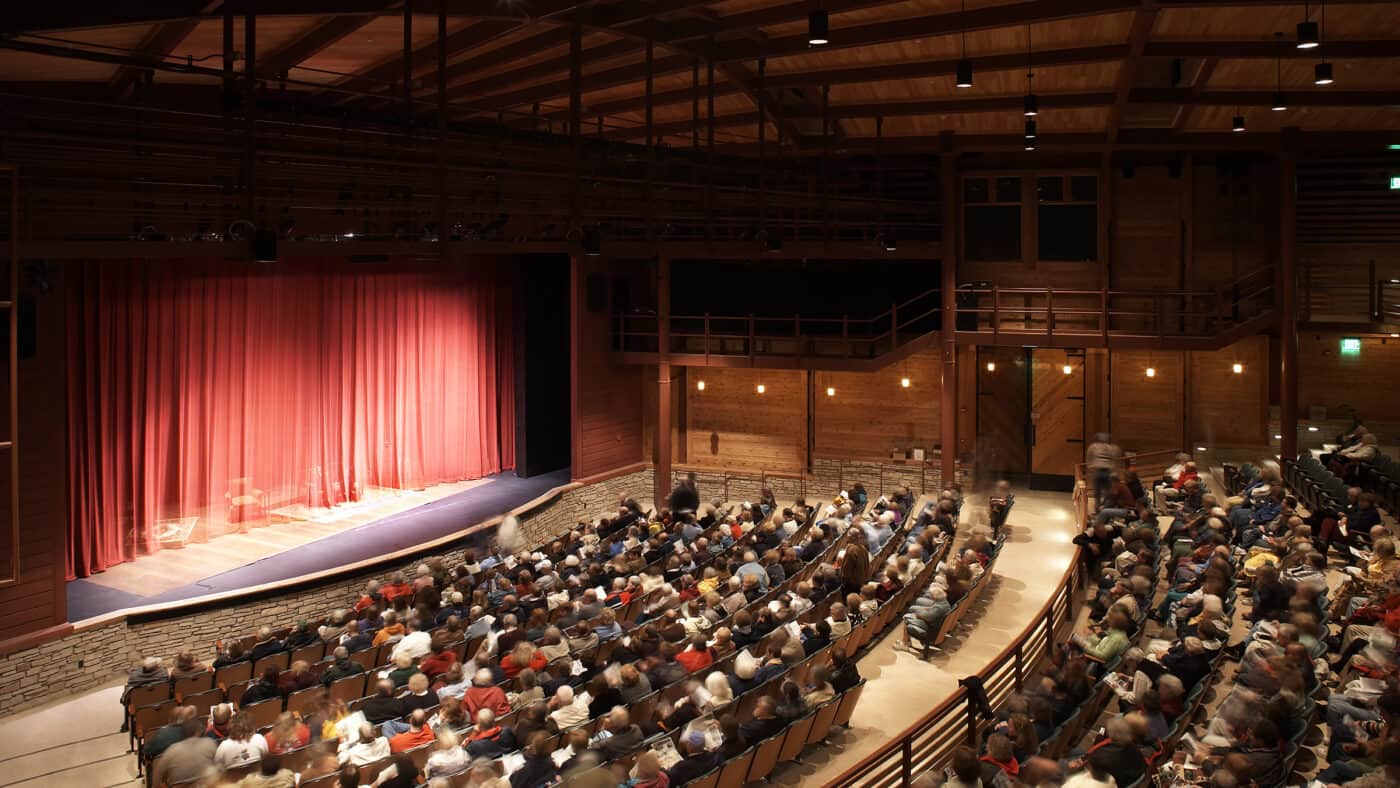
[770,487,1081,787]
[1,486,1080,788]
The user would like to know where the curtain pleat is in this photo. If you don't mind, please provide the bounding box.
[65,257,515,579]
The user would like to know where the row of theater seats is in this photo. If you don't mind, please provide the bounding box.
[142,484,964,787]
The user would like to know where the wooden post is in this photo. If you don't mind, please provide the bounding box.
[656,255,673,512]
[940,136,959,487]
[1279,135,1299,461]
[570,254,582,478]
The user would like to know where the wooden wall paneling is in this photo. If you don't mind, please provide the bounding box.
[1297,332,1400,426]
[1084,348,1111,440]
[0,265,67,641]
[975,346,1030,477]
[955,344,977,461]
[1189,335,1270,447]
[1111,167,1184,292]
[572,256,646,479]
[812,350,940,461]
[1030,349,1086,477]
[685,368,807,472]
[1109,349,1185,454]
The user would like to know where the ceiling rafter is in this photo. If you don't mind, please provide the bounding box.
[107,19,202,96]
[256,10,391,79]
[1105,3,1160,151]
[1171,57,1218,131]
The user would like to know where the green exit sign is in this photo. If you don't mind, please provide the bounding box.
[1392,175,1400,190]
[1341,337,1362,355]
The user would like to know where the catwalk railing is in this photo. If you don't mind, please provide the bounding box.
[1300,257,1400,326]
[826,515,1087,787]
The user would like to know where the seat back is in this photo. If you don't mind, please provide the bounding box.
[172,671,213,700]
[244,697,283,730]
[291,642,326,665]
[287,685,323,716]
[807,698,842,745]
[358,757,393,786]
[214,661,253,690]
[133,699,176,739]
[128,682,172,710]
[329,673,368,705]
[832,681,865,728]
[715,747,755,788]
[777,714,816,763]
[252,651,290,676]
[348,648,378,671]
[744,733,785,783]
[183,688,224,718]
[686,769,721,788]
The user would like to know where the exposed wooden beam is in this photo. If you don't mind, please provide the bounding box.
[107,19,201,96]
[1171,56,1218,131]
[1105,4,1160,151]
[325,19,520,100]
[256,12,385,78]
[539,37,1398,121]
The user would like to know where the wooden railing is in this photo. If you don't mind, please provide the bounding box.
[827,502,1088,787]
[954,266,1274,345]
[615,288,941,363]
[1299,259,1400,326]
[670,456,961,503]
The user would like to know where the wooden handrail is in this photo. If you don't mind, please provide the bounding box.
[827,535,1086,787]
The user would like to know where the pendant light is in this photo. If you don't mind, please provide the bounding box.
[808,8,829,46]
[1023,23,1037,116]
[1232,111,1246,133]
[1271,32,1287,111]
[955,0,972,88]
[1297,0,1319,49]
[1024,119,1037,139]
[1314,0,1333,84]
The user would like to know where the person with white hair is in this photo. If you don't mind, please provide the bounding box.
[120,656,169,730]
[495,514,524,556]
[547,684,589,730]
[702,670,735,711]
[894,585,951,654]
[861,510,895,553]
[424,727,468,778]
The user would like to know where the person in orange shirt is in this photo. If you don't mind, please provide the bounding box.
[387,709,435,753]
[371,610,405,647]
[499,641,546,680]
[675,633,714,674]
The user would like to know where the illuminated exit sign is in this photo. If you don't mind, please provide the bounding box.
[1341,337,1362,355]
[1392,175,1400,190]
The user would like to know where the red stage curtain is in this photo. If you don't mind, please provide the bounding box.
[66,257,514,579]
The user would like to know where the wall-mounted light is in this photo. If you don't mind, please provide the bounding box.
[1308,425,1320,432]
[1274,434,1283,440]
[900,377,911,388]
[1062,364,1073,375]
[1196,446,1208,452]
[756,384,766,394]
[1145,367,1156,378]
[1232,363,1244,374]
[826,387,836,397]
[986,361,996,372]
[696,380,706,391]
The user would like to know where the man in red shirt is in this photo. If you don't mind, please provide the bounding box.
[418,635,459,680]
[462,668,511,717]
[387,709,434,753]
[675,634,714,674]
[380,571,414,605]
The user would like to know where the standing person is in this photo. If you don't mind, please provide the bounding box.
[1085,433,1122,511]
[670,472,699,514]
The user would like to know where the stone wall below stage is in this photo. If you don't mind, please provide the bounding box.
[0,466,653,720]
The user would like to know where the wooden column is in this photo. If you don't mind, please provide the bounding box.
[569,254,582,479]
[656,255,673,511]
[1278,139,1299,460]
[939,138,959,487]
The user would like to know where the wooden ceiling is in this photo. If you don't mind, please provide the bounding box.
[1,1,1398,153]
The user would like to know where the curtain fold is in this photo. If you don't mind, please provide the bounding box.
[66,257,514,579]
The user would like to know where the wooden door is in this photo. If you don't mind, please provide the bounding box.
[1030,349,1085,486]
[975,347,1030,478]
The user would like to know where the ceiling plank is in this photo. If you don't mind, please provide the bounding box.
[108,19,201,97]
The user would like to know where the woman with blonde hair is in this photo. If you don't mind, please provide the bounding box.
[424,727,468,778]
[265,711,310,754]
[499,640,545,680]
[703,670,734,711]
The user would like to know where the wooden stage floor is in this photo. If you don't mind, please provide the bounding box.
[80,478,490,599]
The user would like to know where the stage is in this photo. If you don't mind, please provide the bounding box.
[65,468,570,622]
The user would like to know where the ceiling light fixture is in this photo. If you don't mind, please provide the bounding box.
[1232,112,1246,133]
[882,230,898,252]
[955,0,972,88]
[808,8,829,46]
[1297,0,1319,48]
[1314,0,1334,84]
[1272,32,1288,111]
[581,225,602,256]
[1025,119,1037,139]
